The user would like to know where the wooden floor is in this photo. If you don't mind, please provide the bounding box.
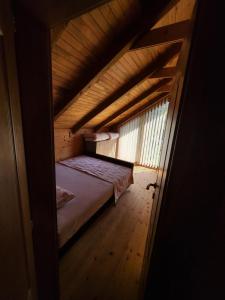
[60,167,157,300]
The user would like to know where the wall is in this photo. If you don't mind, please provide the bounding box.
[54,128,92,161]
[0,33,31,300]
[1,2,38,298]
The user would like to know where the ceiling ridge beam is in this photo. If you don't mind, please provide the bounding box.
[95,78,171,131]
[130,19,190,51]
[110,92,169,129]
[71,42,181,133]
[54,0,180,119]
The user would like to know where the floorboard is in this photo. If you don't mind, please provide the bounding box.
[60,167,157,300]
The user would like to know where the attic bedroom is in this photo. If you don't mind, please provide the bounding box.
[5,0,220,299]
[50,0,196,299]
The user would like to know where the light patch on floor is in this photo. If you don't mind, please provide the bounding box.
[133,166,156,173]
[60,167,157,300]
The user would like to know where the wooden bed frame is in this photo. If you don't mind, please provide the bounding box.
[85,140,134,169]
[59,194,115,256]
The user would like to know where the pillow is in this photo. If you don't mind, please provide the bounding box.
[56,185,75,209]
[83,132,110,142]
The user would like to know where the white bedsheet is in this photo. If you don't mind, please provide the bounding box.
[56,164,114,247]
[59,155,133,202]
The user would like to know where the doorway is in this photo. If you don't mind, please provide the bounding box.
[13,0,197,299]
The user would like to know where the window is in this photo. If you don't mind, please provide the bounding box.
[117,100,169,168]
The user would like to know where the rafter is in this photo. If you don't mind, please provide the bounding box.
[71,42,181,133]
[156,83,172,92]
[130,20,190,51]
[95,78,171,131]
[54,0,179,119]
[110,92,169,130]
[151,66,176,78]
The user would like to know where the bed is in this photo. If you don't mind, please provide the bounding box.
[56,154,133,248]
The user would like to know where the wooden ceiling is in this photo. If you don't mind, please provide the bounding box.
[52,0,196,131]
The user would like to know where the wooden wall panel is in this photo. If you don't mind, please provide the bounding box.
[55,128,92,161]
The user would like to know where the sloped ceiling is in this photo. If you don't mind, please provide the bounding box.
[52,0,196,131]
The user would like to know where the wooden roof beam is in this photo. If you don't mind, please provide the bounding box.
[71,42,181,133]
[95,78,171,131]
[151,66,176,78]
[130,20,190,51]
[110,92,169,130]
[156,83,172,92]
[54,0,180,119]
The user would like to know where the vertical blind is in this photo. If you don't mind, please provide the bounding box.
[117,100,169,168]
[96,139,117,158]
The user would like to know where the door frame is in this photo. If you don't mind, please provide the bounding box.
[139,2,198,297]
[12,0,198,298]
[14,5,60,299]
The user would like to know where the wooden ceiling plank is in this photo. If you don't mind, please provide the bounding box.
[54,0,180,119]
[130,20,190,51]
[110,92,169,129]
[95,78,171,130]
[71,42,181,133]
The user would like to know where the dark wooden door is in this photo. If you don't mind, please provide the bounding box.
[140,2,198,296]
[145,1,225,299]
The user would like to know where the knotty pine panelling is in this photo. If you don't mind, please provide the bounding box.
[54,128,92,161]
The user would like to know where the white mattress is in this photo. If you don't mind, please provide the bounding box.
[56,163,114,247]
